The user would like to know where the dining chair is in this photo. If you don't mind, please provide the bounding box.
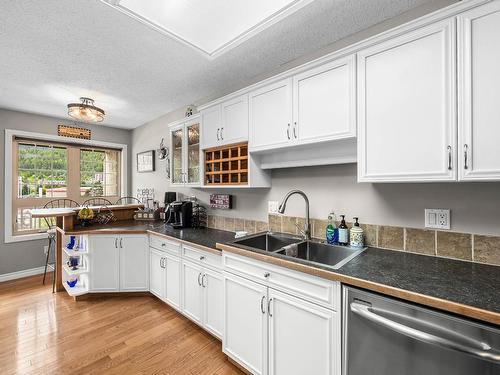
[114,196,141,205]
[82,197,112,206]
[42,199,80,292]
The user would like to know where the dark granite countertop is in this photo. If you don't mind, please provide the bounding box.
[336,247,500,318]
[58,220,236,252]
[219,239,500,325]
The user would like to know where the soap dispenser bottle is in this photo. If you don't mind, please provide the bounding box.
[338,215,349,246]
[350,217,364,248]
[326,212,338,245]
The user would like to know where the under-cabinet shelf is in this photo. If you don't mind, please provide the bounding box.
[63,264,89,276]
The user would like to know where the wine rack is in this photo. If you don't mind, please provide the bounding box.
[205,143,248,185]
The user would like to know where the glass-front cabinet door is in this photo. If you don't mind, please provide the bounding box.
[169,116,201,186]
[171,126,184,184]
[186,122,200,184]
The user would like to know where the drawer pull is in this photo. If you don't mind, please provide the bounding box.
[264,272,270,278]
[161,243,166,247]
[200,256,206,261]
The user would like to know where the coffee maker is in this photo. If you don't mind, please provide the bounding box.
[165,201,192,229]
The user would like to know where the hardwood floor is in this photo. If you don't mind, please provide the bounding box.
[0,274,243,375]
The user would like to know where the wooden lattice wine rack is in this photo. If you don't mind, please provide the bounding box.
[205,142,248,185]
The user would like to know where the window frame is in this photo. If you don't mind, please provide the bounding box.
[5,129,128,243]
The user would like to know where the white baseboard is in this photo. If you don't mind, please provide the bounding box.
[0,266,49,283]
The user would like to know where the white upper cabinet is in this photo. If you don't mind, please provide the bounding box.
[357,19,456,182]
[201,105,222,149]
[293,55,356,144]
[249,78,293,151]
[458,1,500,181]
[201,95,249,150]
[221,95,249,145]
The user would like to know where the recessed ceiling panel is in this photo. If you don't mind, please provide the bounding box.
[103,0,316,57]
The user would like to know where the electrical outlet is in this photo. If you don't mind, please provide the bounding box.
[43,245,49,255]
[268,201,279,214]
[425,209,450,230]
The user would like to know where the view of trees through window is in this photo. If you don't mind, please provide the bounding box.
[80,149,119,197]
[17,143,68,198]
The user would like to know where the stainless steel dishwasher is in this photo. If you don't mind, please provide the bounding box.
[342,286,500,375]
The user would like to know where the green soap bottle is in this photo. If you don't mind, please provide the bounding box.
[326,212,337,245]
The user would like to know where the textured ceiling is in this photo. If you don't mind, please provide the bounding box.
[0,0,438,129]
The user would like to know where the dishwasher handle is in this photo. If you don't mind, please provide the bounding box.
[350,302,500,364]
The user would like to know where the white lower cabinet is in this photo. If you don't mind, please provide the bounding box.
[164,253,181,310]
[223,259,341,375]
[89,235,148,292]
[182,260,204,324]
[181,259,224,339]
[268,289,338,375]
[224,272,268,375]
[150,248,165,299]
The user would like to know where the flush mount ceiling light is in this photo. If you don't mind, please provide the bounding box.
[100,0,316,58]
[67,97,105,123]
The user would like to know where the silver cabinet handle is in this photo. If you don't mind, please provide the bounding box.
[264,272,270,278]
[120,238,123,248]
[201,274,207,288]
[217,128,220,141]
[161,243,166,247]
[115,238,118,248]
[198,273,202,286]
[350,302,500,364]
[160,257,165,268]
[464,144,469,170]
[221,127,224,140]
[287,123,290,140]
[293,122,297,139]
[268,298,273,317]
[260,295,266,314]
[200,256,205,261]
[447,145,452,170]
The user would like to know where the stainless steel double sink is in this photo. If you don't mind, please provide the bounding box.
[230,232,366,270]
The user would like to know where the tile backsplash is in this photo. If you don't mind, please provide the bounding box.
[207,214,500,267]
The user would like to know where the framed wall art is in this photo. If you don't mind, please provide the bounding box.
[137,150,155,173]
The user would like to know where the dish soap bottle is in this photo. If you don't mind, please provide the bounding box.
[350,217,364,248]
[338,215,349,246]
[325,212,338,245]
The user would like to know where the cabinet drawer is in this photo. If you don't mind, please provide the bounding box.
[149,235,181,256]
[183,245,222,270]
[223,252,339,310]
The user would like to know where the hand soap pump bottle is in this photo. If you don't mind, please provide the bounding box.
[350,217,364,248]
[338,215,349,246]
[325,212,338,245]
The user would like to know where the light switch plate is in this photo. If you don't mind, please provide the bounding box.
[425,209,450,230]
[268,201,279,214]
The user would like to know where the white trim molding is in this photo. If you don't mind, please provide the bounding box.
[0,266,47,283]
[4,129,128,244]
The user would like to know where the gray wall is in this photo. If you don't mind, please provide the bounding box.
[0,108,132,274]
[132,0,500,238]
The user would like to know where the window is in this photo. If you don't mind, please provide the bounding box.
[12,138,122,236]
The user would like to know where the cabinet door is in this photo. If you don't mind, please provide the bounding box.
[268,289,339,375]
[223,272,268,375]
[357,19,456,182]
[170,125,185,184]
[119,236,149,291]
[202,267,224,339]
[164,253,181,310]
[181,260,203,324]
[89,236,120,292]
[150,248,165,299]
[201,105,222,149]
[249,78,292,151]
[293,55,356,144]
[458,2,500,180]
[185,120,201,185]
[221,95,248,145]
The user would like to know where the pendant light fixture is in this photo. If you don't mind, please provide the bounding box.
[67,97,105,123]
